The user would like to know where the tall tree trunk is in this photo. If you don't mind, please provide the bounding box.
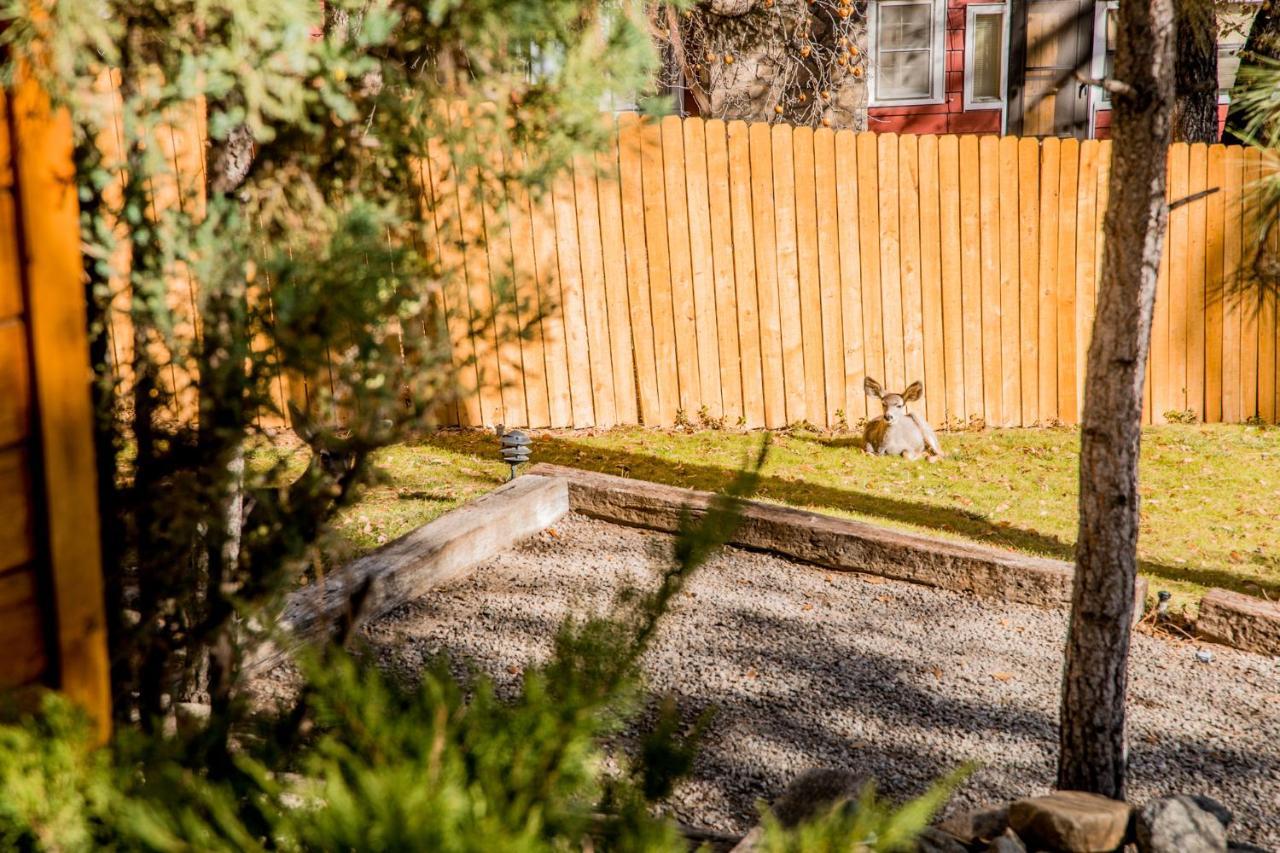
[1057,0,1175,799]
[1224,0,1280,143]
[1173,0,1219,142]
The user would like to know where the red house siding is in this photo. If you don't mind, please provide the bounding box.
[1093,103,1231,141]
[867,0,1002,135]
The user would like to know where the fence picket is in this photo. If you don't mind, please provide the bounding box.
[683,118,724,421]
[917,134,946,427]
[640,118,680,425]
[571,155,616,427]
[959,135,983,421]
[1187,143,1209,420]
[835,130,867,422]
[793,126,827,424]
[617,114,660,425]
[728,121,766,427]
[814,128,846,427]
[1205,144,1226,423]
[595,130,639,425]
[1037,137,1060,422]
[938,135,965,425]
[750,122,787,428]
[704,120,744,424]
[1074,140,1100,419]
[898,135,927,410]
[1054,138,1079,423]
[1017,137,1040,426]
[998,136,1021,427]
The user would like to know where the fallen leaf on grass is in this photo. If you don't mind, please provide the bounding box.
[876,595,893,603]
[546,527,559,539]
[802,602,814,611]
[991,672,1013,682]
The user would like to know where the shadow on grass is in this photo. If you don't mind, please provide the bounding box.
[418,430,1280,601]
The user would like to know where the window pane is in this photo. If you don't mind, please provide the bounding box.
[971,12,1004,101]
[880,4,933,50]
[879,49,933,99]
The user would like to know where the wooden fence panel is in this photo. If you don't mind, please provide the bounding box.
[793,126,827,424]
[1037,137,1061,422]
[917,135,946,427]
[617,114,660,425]
[750,121,787,428]
[978,135,1002,425]
[959,135,984,421]
[703,120,744,425]
[814,128,846,427]
[1055,138,1080,424]
[898,135,928,413]
[834,130,867,423]
[727,121,766,427]
[640,118,680,425]
[998,136,1021,428]
[938,135,966,424]
[684,118,723,422]
[772,123,807,425]
[1017,137,1040,426]
[660,117,700,419]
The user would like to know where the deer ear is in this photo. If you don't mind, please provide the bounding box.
[863,377,883,399]
[903,381,923,402]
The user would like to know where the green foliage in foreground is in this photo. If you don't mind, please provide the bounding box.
[0,445,957,850]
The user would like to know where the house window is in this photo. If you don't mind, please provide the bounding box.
[964,4,1007,110]
[1218,3,1261,103]
[870,0,946,105]
[1091,1,1119,107]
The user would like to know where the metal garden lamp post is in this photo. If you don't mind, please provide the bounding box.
[500,429,532,480]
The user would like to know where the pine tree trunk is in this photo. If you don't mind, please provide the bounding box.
[1057,0,1175,799]
[1224,0,1280,143]
[1173,0,1219,142]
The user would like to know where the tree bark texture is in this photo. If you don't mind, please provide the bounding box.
[1057,0,1175,799]
[1173,0,1219,142]
[673,0,869,129]
[1224,0,1280,143]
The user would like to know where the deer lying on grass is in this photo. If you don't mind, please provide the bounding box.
[862,377,944,461]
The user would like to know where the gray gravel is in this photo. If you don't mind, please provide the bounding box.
[356,513,1280,847]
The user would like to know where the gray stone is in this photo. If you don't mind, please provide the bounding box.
[938,804,1010,844]
[914,826,970,853]
[1197,588,1280,656]
[1008,790,1132,853]
[987,828,1027,853]
[1135,796,1227,853]
[1189,795,1232,830]
[530,464,1149,611]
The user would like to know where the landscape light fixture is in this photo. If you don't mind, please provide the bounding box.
[499,426,532,481]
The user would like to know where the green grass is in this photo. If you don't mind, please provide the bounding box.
[333,424,1280,610]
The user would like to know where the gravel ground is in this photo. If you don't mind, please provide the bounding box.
[334,513,1278,846]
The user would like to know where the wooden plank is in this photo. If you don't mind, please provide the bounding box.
[1249,147,1269,420]
[1152,148,1173,423]
[978,136,1002,426]
[0,566,46,689]
[728,121,765,427]
[595,132,638,426]
[483,155,528,428]
[456,157,506,426]
[527,164,574,428]
[703,119,744,424]
[998,136,1021,427]
[572,155,617,426]
[1168,143,1190,417]
[958,135,984,422]
[1205,144,1226,423]
[877,133,906,393]
[424,139,482,425]
[898,135,927,408]
[793,125,827,424]
[660,114,701,420]
[938,135,965,425]
[772,123,807,424]
[617,114,661,425]
[662,117,701,420]
[1074,141,1100,419]
[505,150,551,428]
[856,132,886,395]
[550,170,595,427]
[1018,137,1040,427]
[411,155,458,427]
[640,117,680,425]
[0,448,34,574]
[13,77,110,736]
[0,320,30,448]
[1037,137,1060,422]
[1271,153,1280,422]
[835,130,867,423]
[1187,143,1210,421]
[1055,138,1079,424]
[814,128,846,427]
[917,135,946,427]
[750,121,787,427]
[0,91,20,322]
[1222,146,1243,423]
[684,118,724,421]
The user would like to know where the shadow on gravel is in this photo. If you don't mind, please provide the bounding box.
[419,432,1280,601]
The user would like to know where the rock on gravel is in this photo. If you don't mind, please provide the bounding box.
[347,513,1280,847]
[1008,791,1131,852]
[1136,795,1228,853]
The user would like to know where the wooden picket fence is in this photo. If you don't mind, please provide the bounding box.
[425,114,1279,430]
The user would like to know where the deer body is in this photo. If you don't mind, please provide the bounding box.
[862,378,943,461]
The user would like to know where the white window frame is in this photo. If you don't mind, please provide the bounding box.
[1088,0,1118,138]
[868,0,948,107]
[962,3,1010,111]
